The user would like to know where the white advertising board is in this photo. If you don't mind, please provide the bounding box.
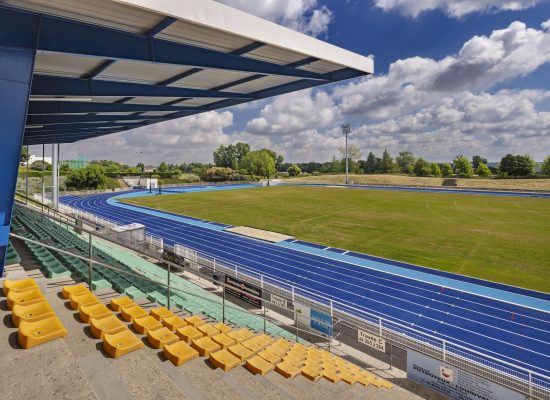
[270,294,288,309]
[407,350,527,400]
[357,330,386,352]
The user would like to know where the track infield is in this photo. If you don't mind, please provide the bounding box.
[120,185,550,292]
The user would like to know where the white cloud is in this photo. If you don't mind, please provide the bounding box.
[62,111,234,165]
[245,89,340,135]
[215,0,333,37]
[334,20,550,117]
[374,0,543,18]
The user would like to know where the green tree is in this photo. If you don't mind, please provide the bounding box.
[234,142,250,164]
[20,146,29,163]
[287,164,301,177]
[430,163,441,177]
[204,167,235,182]
[499,154,535,177]
[441,163,454,177]
[476,162,492,177]
[31,160,50,171]
[241,150,276,179]
[136,162,144,172]
[330,155,341,173]
[396,151,416,174]
[65,164,107,190]
[378,149,394,173]
[542,156,550,175]
[157,161,168,174]
[454,155,474,177]
[364,152,377,173]
[413,158,430,177]
[472,155,488,170]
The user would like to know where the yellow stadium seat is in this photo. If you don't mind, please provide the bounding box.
[132,315,163,334]
[323,368,341,383]
[211,333,236,349]
[184,315,205,327]
[175,325,203,343]
[120,304,147,322]
[246,355,275,376]
[162,315,188,331]
[275,361,301,379]
[62,284,88,300]
[110,296,134,312]
[286,349,306,360]
[228,343,254,361]
[301,365,322,381]
[146,327,179,349]
[79,303,112,323]
[255,334,274,347]
[3,278,38,296]
[90,314,127,339]
[209,349,241,371]
[213,322,232,333]
[69,292,100,311]
[242,337,264,354]
[7,288,44,310]
[282,354,304,368]
[273,338,291,351]
[197,323,220,337]
[340,370,357,385]
[18,315,67,349]
[150,307,173,321]
[12,300,54,327]
[191,336,221,357]
[103,329,144,358]
[227,328,253,343]
[163,341,199,366]
[257,349,281,364]
[265,344,286,357]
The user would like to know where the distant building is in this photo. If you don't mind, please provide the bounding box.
[143,165,156,173]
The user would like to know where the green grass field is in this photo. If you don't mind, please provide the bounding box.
[121,186,550,292]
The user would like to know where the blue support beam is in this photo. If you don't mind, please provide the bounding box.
[145,17,177,37]
[0,6,327,81]
[82,59,116,79]
[0,46,36,276]
[31,75,254,99]
[27,101,203,114]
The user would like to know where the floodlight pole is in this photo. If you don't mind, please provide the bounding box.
[341,124,351,185]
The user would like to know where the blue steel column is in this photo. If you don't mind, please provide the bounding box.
[0,46,36,276]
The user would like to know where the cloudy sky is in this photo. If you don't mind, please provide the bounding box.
[54,0,550,165]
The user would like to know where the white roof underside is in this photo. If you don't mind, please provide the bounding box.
[5,0,373,143]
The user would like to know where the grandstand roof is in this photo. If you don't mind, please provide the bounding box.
[0,0,374,146]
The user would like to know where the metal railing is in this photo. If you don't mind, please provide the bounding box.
[29,201,550,400]
[9,229,336,347]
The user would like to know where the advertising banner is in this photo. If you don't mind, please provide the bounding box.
[357,330,386,352]
[310,308,332,336]
[407,350,526,400]
[294,303,332,336]
[270,294,288,309]
[224,275,262,308]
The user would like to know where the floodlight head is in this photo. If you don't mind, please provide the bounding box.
[341,123,351,136]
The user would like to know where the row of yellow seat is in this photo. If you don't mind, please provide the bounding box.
[3,278,67,349]
[62,285,392,389]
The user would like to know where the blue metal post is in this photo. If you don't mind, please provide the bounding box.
[0,46,36,276]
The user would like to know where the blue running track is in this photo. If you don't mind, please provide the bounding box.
[60,185,550,379]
